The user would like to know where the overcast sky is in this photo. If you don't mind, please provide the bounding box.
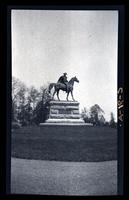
[11,10,118,121]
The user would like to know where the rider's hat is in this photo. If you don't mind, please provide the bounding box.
[63,72,67,75]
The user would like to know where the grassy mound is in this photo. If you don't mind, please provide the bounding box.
[11,126,117,162]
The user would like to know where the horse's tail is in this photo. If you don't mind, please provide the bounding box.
[48,83,56,94]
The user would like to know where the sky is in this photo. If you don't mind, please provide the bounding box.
[11,10,118,121]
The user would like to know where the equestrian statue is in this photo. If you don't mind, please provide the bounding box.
[48,73,79,101]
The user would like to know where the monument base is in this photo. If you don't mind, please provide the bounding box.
[39,100,93,128]
[44,100,86,124]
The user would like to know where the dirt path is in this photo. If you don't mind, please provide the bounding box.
[11,158,117,195]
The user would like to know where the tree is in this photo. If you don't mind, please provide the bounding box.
[12,76,53,126]
[23,86,40,125]
[12,77,27,123]
[27,86,40,110]
[90,104,104,126]
[33,87,52,124]
[23,102,33,125]
[109,112,116,128]
[12,76,22,104]
[16,85,27,126]
[12,77,20,121]
[81,107,90,123]
[40,87,52,123]
[99,114,106,126]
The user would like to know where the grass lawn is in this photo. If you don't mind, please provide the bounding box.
[11,126,117,162]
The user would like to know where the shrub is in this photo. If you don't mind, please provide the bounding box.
[12,121,21,129]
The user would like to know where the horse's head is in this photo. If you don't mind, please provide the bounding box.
[73,76,79,83]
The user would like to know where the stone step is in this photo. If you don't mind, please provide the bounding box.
[44,118,85,124]
[49,114,81,119]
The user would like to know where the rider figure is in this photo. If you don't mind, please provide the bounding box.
[57,73,68,92]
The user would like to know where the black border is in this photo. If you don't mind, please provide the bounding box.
[117,6,124,196]
[1,1,127,199]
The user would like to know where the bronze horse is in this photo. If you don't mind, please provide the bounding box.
[48,76,79,101]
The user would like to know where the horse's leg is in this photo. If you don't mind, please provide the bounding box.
[66,91,70,101]
[71,90,75,101]
[57,90,60,101]
[52,89,56,99]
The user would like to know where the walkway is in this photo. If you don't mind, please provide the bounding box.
[11,158,117,195]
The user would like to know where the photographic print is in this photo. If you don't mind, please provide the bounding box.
[10,8,121,196]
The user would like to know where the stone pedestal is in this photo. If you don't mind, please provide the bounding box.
[39,101,93,141]
[44,100,84,124]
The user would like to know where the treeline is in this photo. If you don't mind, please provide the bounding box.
[12,76,117,128]
[12,76,51,127]
[81,106,117,128]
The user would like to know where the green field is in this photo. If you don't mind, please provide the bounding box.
[11,126,117,162]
